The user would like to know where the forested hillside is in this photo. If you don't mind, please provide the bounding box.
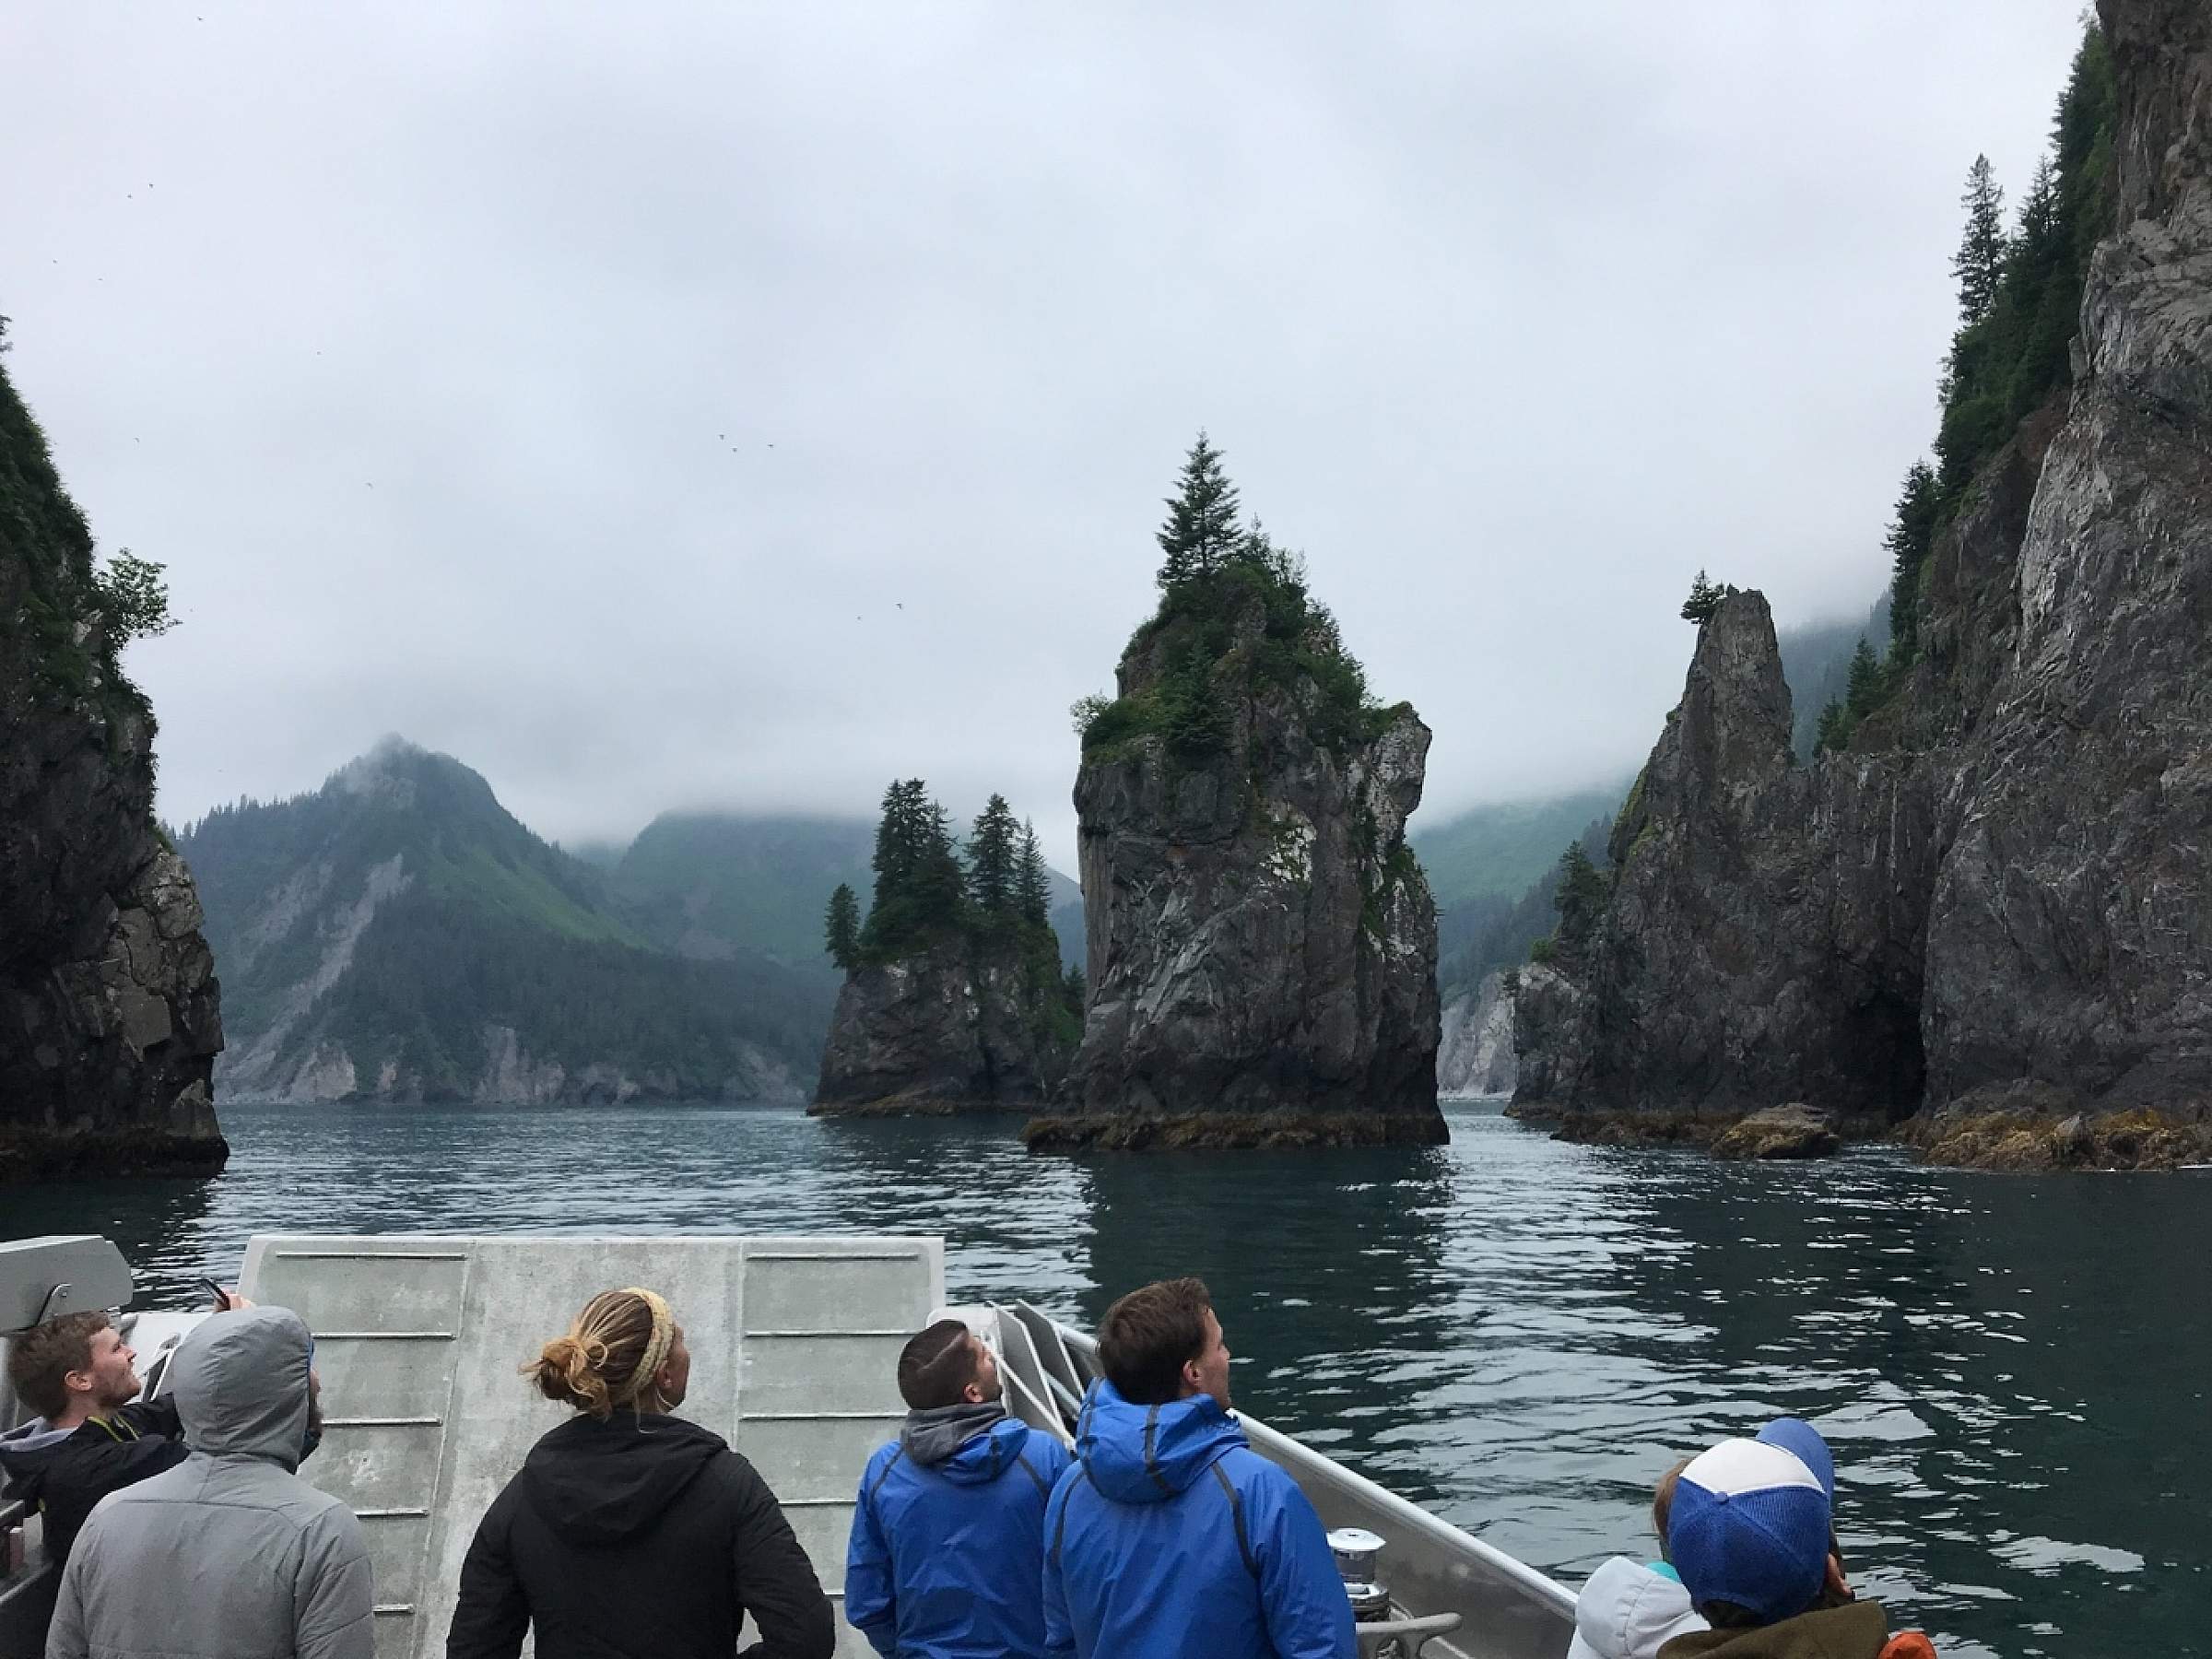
[182,740,829,1101]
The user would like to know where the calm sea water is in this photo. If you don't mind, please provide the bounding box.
[12,1100,2206,1657]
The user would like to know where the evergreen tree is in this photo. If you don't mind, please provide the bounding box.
[1843,636,1882,719]
[1951,154,2008,326]
[824,883,862,970]
[966,794,1020,919]
[1680,569,1725,626]
[1883,462,1940,661]
[1815,699,1849,754]
[916,799,968,927]
[861,779,967,957]
[1155,431,1243,590]
[1553,841,1608,951]
[1015,821,1052,928]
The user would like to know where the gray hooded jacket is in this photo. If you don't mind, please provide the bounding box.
[45,1307,373,1659]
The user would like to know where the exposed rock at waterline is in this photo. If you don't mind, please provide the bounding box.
[1711,1104,1842,1161]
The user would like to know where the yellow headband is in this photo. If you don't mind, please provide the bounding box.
[614,1287,675,1405]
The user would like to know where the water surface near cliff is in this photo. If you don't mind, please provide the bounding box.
[17,1100,2205,1658]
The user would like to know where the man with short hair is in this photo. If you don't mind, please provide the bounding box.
[1658,1419,1934,1659]
[845,1317,1073,1659]
[0,1311,191,1572]
[1042,1277,1353,1659]
[46,1305,372,1659]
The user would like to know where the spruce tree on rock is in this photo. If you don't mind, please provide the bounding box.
[1155,431,1243,591]
[862,779,968,956]
[1680,569,1725,626]
[1952,154,2008,327]
[1884,461,1940,660]
[824,884,862,970]
[1016,820,1052,928]
[1815,699,1849,754]
[967,794,1020,920]
[1553,841,1609,951]
[1843,636,1883,720]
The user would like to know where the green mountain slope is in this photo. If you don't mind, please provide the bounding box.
[1412,786,1630,910]
[181,740,829,1101]
[612,813,877,965]
[608,810,1086,973]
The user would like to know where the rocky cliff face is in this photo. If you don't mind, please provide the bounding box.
[1516,0,2212,1161]
[811,938,1073,1114]
[1519,593,1935,1119]
[0,355,225,1179]
[1438,971,1517,1096]
[1040,589,1443,1148]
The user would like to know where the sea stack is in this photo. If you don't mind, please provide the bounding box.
[812,785,1080,1115]
[0,333,226,1180]
[1515,0,2212,1170]
[1028,437,1443,1150]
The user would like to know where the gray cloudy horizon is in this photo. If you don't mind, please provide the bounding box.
[4,3,2089,869]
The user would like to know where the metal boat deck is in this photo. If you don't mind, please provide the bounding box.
[4,1232,1575,1659]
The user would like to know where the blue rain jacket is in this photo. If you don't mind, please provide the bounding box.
[1042,1381,1355,1659]
[846,1418,1073,1658]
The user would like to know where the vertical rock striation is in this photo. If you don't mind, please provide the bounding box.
[811,938,1073,1115]
[1437,971,1518,1096]
[1033,584,1443,1149]
[0,348,225,1180]
[1515,0,2212,1164]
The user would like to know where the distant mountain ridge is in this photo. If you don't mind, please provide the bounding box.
[600,809,1085,974]
[182,740,829,1102]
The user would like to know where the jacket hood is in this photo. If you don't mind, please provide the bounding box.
[521,1412,727,1546]
[893,1406,1013,1477]
[909,1414,1037,1486]
[1574,1558,1706,1659]
[0,1418,73,1497]
[171,1306,313,1467]
[1075,1378,1245,1504]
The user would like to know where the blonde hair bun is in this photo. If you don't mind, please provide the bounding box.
[520,1288,675,1419]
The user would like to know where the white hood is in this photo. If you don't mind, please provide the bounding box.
[1565,1557,1707,1659]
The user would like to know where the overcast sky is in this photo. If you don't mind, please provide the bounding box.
[4,3,2089,865]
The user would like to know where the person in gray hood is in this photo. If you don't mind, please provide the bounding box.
[45,1305,372,1659]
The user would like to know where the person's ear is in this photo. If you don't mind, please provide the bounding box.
[1824,1553,1851,1600]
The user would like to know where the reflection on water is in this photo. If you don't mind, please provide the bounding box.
[10,1100,2206,1658]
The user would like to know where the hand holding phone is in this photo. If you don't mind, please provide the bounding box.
[199,1277,232,1312]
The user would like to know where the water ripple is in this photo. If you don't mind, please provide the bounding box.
[10,1099,2206,1657]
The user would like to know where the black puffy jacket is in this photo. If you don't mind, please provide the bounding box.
[445,1412,835,1659]
[0,1398,189,1570]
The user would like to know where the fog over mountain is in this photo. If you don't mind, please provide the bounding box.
[0,3,2090,866]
